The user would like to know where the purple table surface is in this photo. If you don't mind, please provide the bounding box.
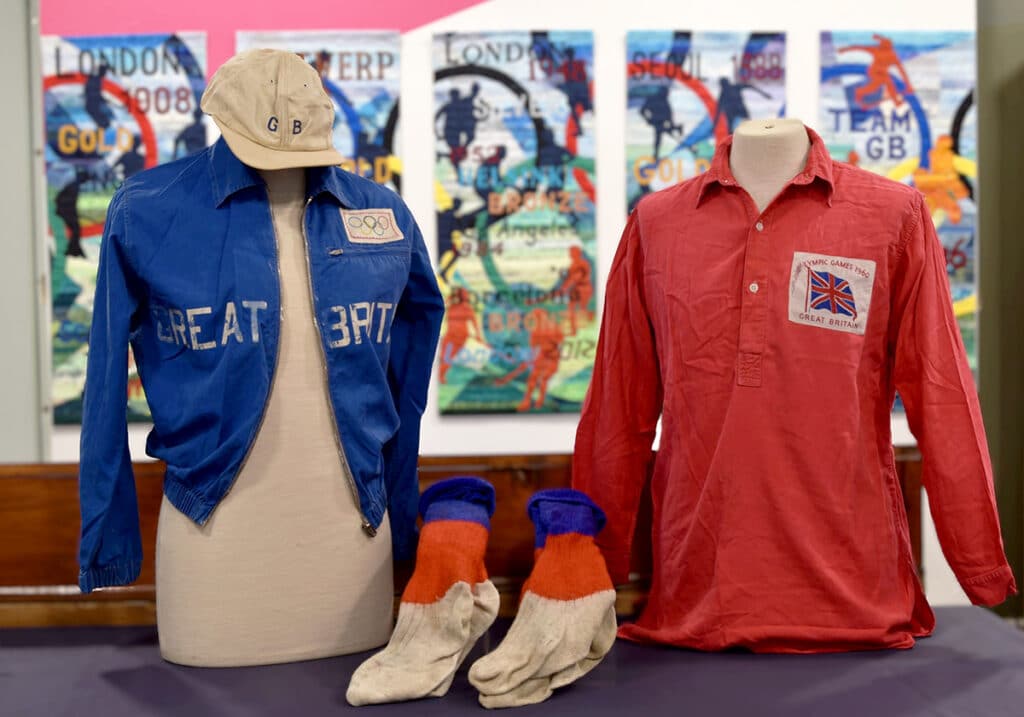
[1,606,1022,717]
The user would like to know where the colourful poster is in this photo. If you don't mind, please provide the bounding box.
[236,31,401,192]
[820,31,978,372]
[433,31,596,414]
[626,31,786,212]
[43,33,208,423]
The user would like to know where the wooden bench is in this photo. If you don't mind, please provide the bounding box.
[0,450,923,627]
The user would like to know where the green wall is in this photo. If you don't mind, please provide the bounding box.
[978,0,1024,617]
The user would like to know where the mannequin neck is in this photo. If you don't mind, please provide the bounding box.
[258,167,306,203]
[729,118,810,212]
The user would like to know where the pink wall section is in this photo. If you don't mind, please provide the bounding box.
[40,0,488,75]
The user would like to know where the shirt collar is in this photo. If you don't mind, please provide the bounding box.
[210,136,357,208]
[696,125,835,208]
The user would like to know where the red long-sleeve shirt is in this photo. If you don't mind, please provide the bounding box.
[573,128,1015,653]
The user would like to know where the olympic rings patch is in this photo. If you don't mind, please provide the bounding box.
[340,208,404,244]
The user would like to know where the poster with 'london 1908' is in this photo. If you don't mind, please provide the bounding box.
[626,31,787,213]
[433,31,596,414]
[819,31,978,373]
[43,33,208,423]
[236,31,401,193]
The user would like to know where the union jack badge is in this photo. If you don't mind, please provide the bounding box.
[788,251,876,335]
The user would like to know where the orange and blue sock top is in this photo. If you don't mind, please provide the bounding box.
[522,488,613,601]
[402,476,495,604]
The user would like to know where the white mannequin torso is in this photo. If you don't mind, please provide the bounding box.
[729,118,810,211]
[155,167,393,667]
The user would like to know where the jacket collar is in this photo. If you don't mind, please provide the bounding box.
[306,162,357,208]
[209,137,357,208]
[696,125,835,207]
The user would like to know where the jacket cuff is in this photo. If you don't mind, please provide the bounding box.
[391,521,419,563]
[959,564,1018,606]
[78,559,142,594]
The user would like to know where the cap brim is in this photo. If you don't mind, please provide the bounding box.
[215,119,344,170]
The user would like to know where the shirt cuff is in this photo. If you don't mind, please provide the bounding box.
[959,564,1018,606]
[78,559,142,594]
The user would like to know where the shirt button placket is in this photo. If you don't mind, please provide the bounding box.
[737,217,768,387]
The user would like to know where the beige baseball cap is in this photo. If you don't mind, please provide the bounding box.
[201,48,343,170]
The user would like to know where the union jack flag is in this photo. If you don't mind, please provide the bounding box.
[806,269,858,319]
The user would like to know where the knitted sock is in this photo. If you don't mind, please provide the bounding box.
[346,477,499,706]
[469,489,616,707]
[477,611,616,709]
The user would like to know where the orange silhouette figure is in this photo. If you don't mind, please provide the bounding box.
[494,308,564,412]
[439,288,484,384]
[127,375,144,400]
[839,35,915,109]
[311,50,331,81]
[553,246,594,336]
[912,135,969,224]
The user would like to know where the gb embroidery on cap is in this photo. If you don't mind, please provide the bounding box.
[341,208,404,244]
[788,251,876,335]
[266,117,303,134]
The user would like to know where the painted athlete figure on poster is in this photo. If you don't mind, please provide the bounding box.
[626,31,787,212]
[435,83,481,170]
[43,32,208,423]
[433,31,597,414]
[823,33,975,231]
[819,30,978,371]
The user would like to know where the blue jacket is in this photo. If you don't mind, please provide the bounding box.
[78,138,444,592]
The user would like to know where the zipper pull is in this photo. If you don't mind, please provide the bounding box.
[329,248,344,256]
[362,520,378,537]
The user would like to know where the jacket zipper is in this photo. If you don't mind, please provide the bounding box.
[301,196,377,537]
[221,196,285,502]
